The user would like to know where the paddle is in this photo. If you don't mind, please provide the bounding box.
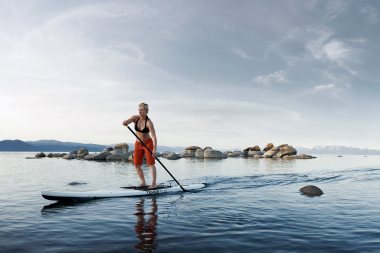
[127,126,187,192]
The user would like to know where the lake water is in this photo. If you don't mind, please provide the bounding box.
[1,152,380,252]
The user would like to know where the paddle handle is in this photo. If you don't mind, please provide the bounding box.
[127,126,187,192]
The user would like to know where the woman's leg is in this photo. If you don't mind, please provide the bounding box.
[135,165,146,187]
[148,165,157,189]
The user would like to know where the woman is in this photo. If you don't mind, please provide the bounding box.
[122,103,157,189]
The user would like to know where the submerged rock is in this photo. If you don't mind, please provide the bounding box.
[300,185,323,196]
[68,181,87,186]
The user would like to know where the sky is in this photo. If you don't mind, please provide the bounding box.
[0,0,379,150]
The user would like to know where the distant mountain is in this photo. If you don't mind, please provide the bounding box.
[297,146,380,155]
[0,139,186,153]
[0,140,35,151]
[26,140,107,152]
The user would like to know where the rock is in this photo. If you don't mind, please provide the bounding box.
[244,146,261,157]
[84,152,110,161]
[182,149,197,157]
[166,152,181,160]
[70,150,78,155]
[248,150,262,157]
[227,151,242,157]
[195,148,205,158]
[160,151,172,158]
[62,154,76,160]
[68,181,87,186]
[185,146,201,151]
[274,144,297,158]
[128,151,134,162]
[300,185,323,196]
[35,152,46,158]
[76,148,89,159]
[262,148,278,158]
[294,154,316,159]
[103,147,113,152]
[263,143,274,152]
[106,152,129,161]
[204,150,225,159]
[114,143,129,153]
[204,147,213,151]
[254,154,263,158]
[47,153,53,158]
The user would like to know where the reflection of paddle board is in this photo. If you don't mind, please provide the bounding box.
[42,183,206,202]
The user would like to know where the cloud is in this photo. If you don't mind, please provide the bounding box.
[314,83,336,91]
[253,70,287,85]
[305,28,361,75]
[231,47,253,60]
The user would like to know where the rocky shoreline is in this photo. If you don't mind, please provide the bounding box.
[27,142,316,162]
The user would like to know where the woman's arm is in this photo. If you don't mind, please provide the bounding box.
[122,115,139,126]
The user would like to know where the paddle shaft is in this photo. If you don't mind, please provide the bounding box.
[127,126,187,192]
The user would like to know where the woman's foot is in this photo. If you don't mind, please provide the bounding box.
[148,184,157,190]
[138,182,146,188]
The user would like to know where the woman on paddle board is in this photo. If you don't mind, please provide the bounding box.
[123,103,157,189]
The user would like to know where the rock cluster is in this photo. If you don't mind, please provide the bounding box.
[29,143,316,162]
[30,143,131,162]
[243,143,315,159]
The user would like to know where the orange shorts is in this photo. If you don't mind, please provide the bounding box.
[134,138,155,166]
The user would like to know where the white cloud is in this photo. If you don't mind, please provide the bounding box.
[253,70,287,85]
[314,83,336,91]
[322,39,350,62]
[306,28,360,75]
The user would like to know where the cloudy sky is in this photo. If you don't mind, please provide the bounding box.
[1,0,379,149]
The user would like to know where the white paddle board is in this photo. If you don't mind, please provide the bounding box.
[42,183,206,202]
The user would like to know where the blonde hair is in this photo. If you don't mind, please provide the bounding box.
[139,102,149,113]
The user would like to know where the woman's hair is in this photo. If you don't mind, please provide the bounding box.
[139,102,149,113]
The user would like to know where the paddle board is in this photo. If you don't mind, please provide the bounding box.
[41,183,206,202]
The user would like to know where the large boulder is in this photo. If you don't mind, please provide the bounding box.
[294,154,316,159]
[106,153,129,162]
[84,152,110,161]
[76,148,89,159]
[62,154,76,160]
[247,150,262,157]
[195,148,205,158]
[69,150,78,155]
[204,150,225,159]
[185,146,201,151]
[243,146,261,157]
[263,143,274,152]
[226,151,242,157]
[160,151,172,158]
[182,149,197,157]
[35,152,46,158]
[103,147,113,152]
[114,143,129,153]
[274,144,297,158]
[300,185,323,196]
[262,148,278,158]
[166,152,181,160]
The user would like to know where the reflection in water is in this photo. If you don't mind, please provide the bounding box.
[134,197,158,253]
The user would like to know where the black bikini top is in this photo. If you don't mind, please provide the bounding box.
[134,116,150,133]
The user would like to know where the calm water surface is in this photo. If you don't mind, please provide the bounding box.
[1,152,380,252]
